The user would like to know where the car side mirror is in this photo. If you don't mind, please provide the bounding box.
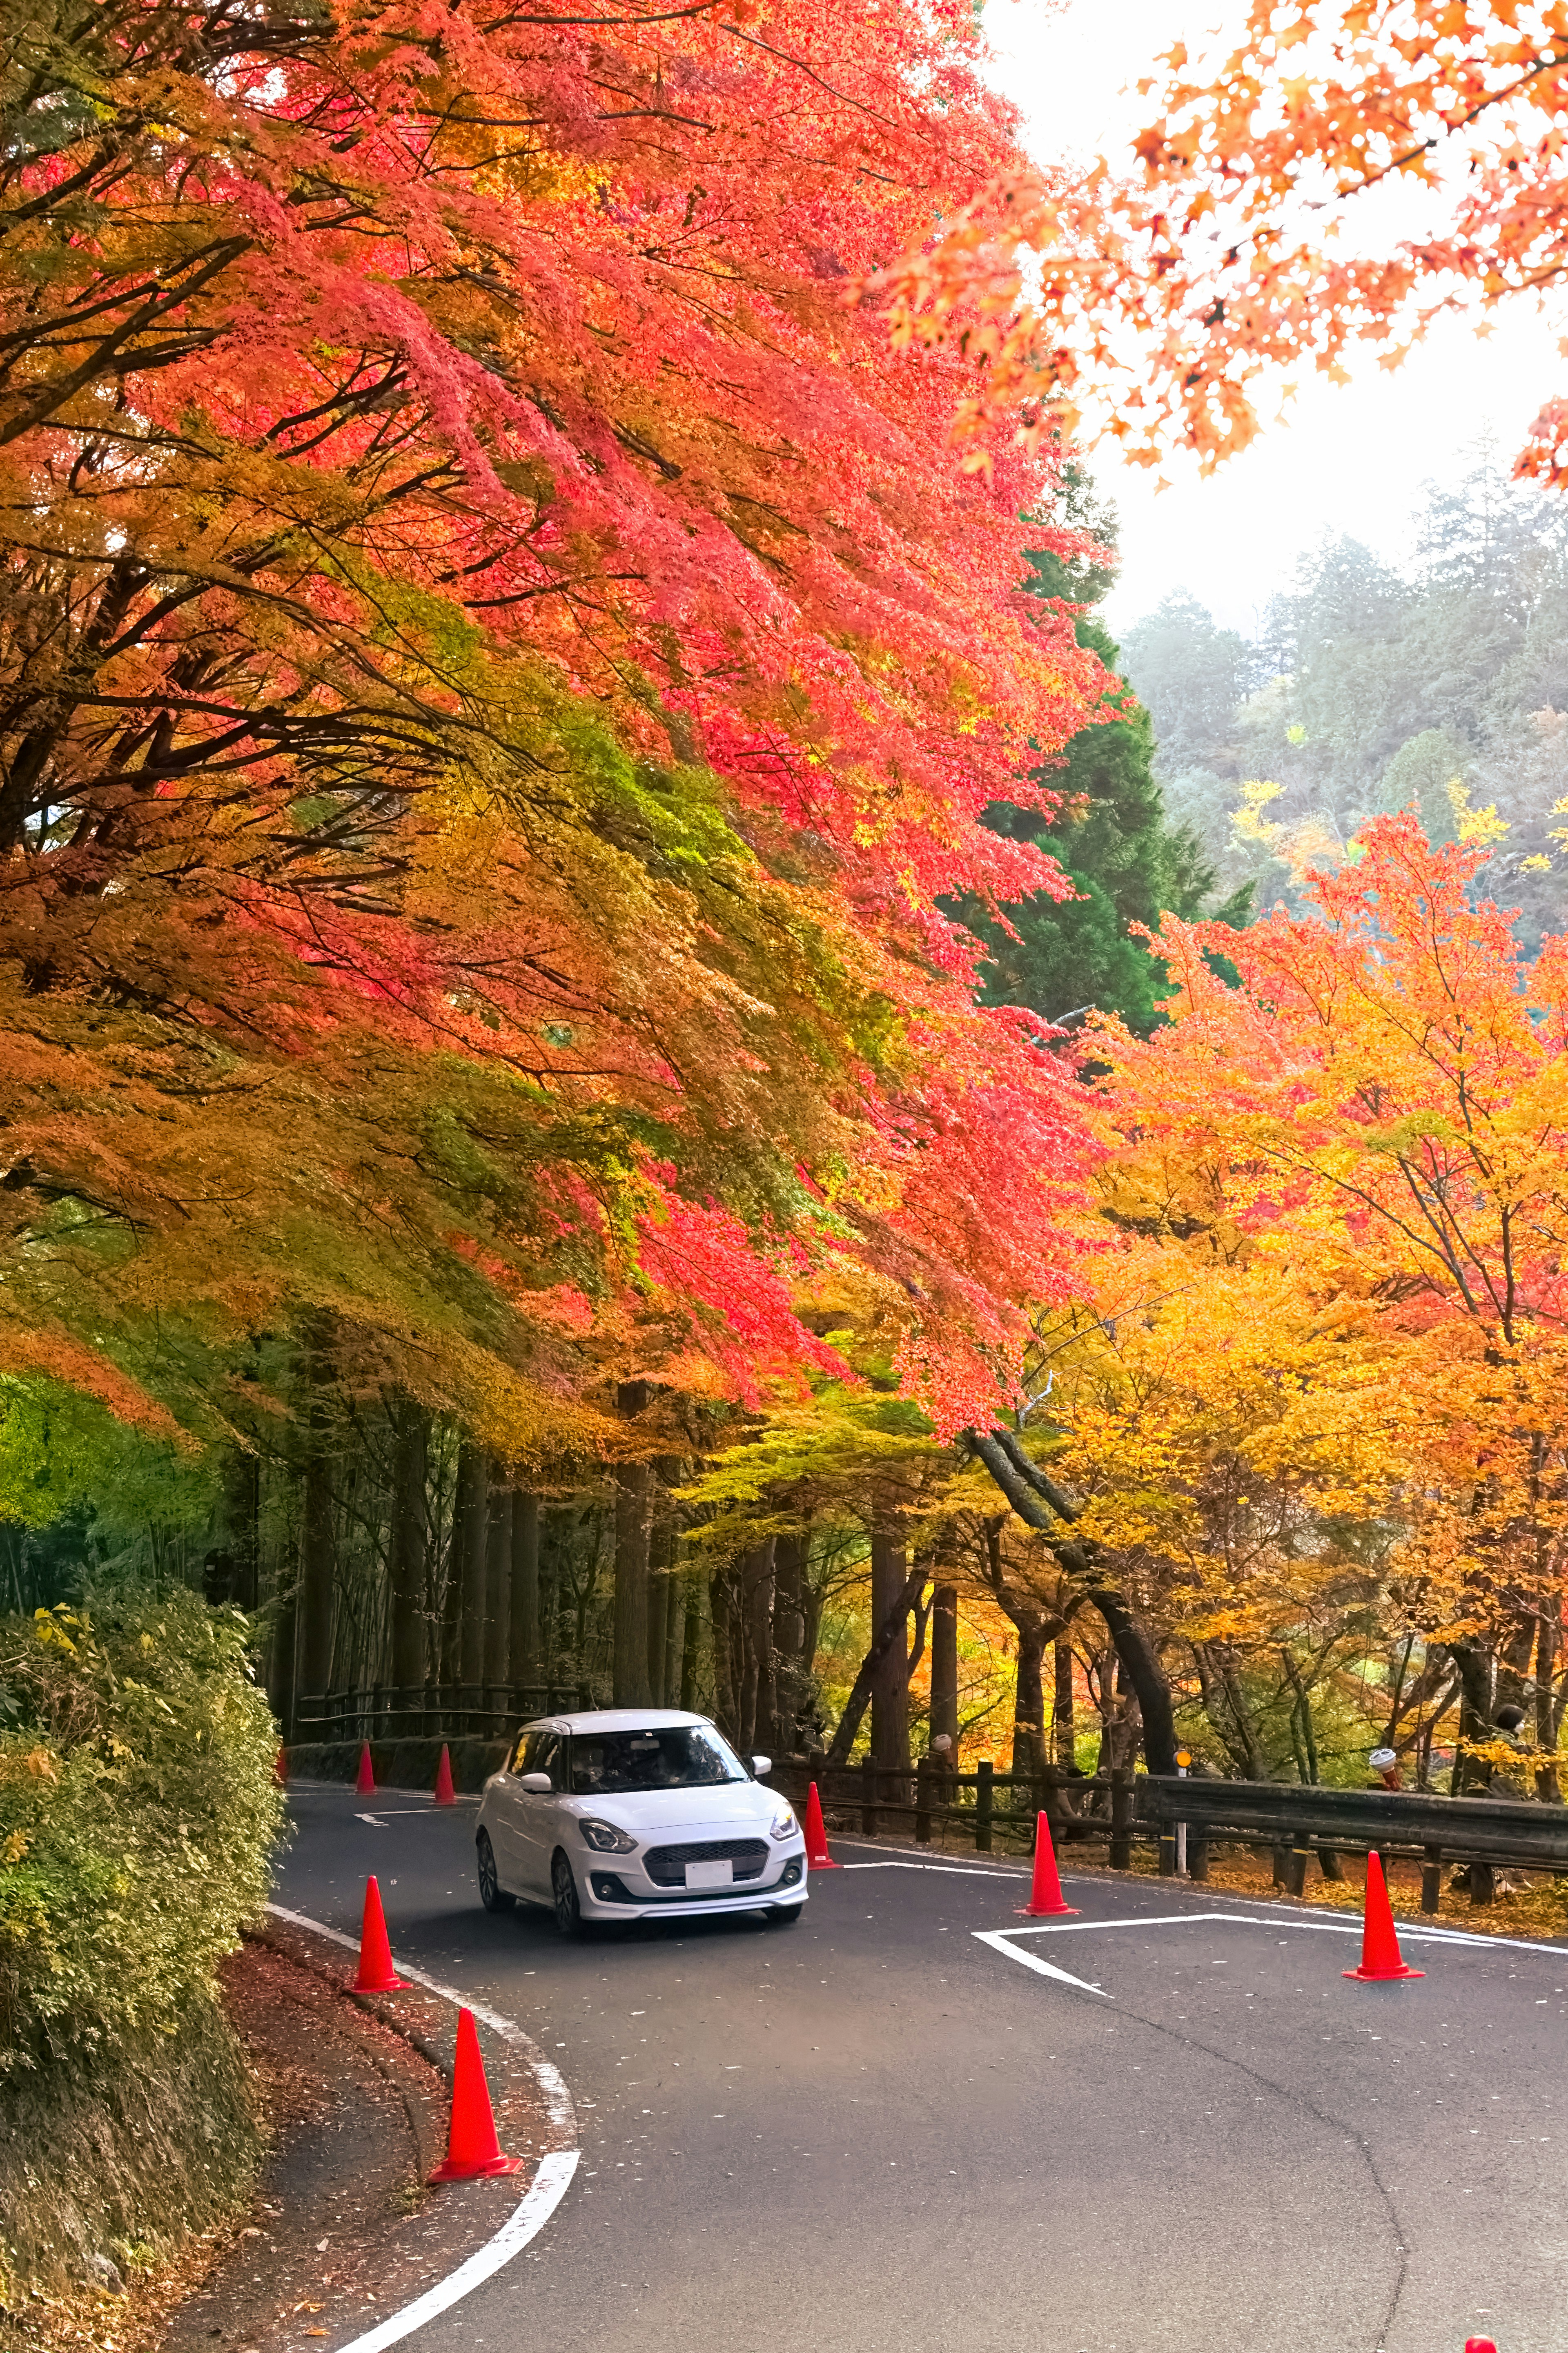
[517,1771,553,1794]
[751,1754,772,1777]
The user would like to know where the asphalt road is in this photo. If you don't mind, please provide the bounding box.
[279,1786,1568,2353]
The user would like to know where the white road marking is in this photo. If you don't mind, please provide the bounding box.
[354,1813,387,1827]
[972,1929,1111,1998]
[330,2154,578,2353]
[838,1860,1029,1880]
[265,1901,580,2348]
[979,1908,1568,2002]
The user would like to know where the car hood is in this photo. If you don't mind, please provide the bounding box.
[561,1783,783,1837]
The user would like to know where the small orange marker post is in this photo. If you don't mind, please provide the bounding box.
[433,1744,457,1806]
[1343,1850,1424,1983]
[429,2009,525,2182]
[1017,1811,1078,1917]
[804,1780,839,1868]
[352,1875,408,1994]
[354,1742,376,1796]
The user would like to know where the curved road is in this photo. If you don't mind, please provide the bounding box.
[281,1786,1566,2352]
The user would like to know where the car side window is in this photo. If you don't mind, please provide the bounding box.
[508,1730,536,1776]
[533,1733,564,1790]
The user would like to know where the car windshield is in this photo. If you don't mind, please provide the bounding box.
[570,1725,749,1794]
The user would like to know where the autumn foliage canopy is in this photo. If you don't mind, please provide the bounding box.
[0,0,1109,1453]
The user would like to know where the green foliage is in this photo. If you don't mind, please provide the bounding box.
[968,579,1250,1031]
[0,1378,222,1542]
[0,1591,282,2073]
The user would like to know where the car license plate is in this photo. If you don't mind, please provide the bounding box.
[685,1858,734,1890]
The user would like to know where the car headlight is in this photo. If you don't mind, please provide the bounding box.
[579,1818,637,1853]
[768,1806,798,1842]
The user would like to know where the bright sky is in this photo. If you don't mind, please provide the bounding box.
[982,0,1568,639]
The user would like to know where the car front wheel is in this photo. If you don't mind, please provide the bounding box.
[477,1829,515,1913]
[552,1850,584,1939]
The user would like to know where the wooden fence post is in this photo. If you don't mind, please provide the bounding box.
[915,1757,932,1846]
[1421,1844,1443,1914]
[861,1754,878,1837]
[1109,1767,1132,1870]
[1287,1840,1311,1898]
[976,1760,993,1854]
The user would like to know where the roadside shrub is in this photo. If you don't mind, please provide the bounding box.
[0,1591,283,2294]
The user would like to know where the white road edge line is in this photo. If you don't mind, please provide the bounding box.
[837,1860,1025,1880]
[993,1910,1568,1960]
[972,1928,1111,1997]
[265,1903,579,2353]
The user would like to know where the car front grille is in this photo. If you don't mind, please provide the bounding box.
[644,1837,770,1887]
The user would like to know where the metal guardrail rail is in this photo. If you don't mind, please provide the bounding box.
[773,1756,1568,1910]
[1137,1774,1568,1907]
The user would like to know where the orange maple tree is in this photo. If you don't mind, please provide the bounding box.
[0,0,1108,1445]
[875,0,1568,482]
[1090,817,1568,1779]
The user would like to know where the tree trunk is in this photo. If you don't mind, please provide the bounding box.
[967,1426,1178,1773]
[710,1563,738,1741]
[1448,1640,1494,1795]
[1088,1584,1177,1774]
[680,1569,703,1712]
[612,1381,654,1706]
[930,1582,959,1758]
[647,1476,676,1702]
[509,1493,540,1689]
[664,1566,684,1714]
[1053,1639,1075,1769]
[773,1533,809,1756]
[455,1440,489,1688]
[828,1563,927,1765]
[268,1575,298,1740]
[869,1528,911,1771]
[298,1446,335,1704]
[1011,1615,1046,1775]
[388,1400,428,1693]
[485,1475,512,1690]
[741,1540,776,1758]
[1536,1599,1562,1802]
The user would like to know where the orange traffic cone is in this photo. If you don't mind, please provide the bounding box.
[274,1745,288,1787]
[1343,1851,1424,1982]
[804,1780,839,1868]
[354,1741,376,1796]
[429,2009,525,2182]
[352,1875,408,1993]
[1466,2339,1499,2352]
[433,1744,456,1806]
[1017,1811,1078,1917]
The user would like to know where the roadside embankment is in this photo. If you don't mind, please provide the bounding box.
[0,1592,283,2326]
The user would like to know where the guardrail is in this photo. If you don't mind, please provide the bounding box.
[1138,1774,1568,1909]
[771,1756,1568,1909]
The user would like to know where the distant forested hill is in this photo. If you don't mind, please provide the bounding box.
[1120,447,1568,951]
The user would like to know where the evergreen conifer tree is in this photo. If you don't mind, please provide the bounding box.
[966,529,1251,1034]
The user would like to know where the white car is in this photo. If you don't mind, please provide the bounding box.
[474,1708,808,1934]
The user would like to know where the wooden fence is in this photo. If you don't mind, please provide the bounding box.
[291,1680,591,1743]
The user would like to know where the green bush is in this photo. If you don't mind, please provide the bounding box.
[0,1591,283,2298]
[0,1591,283,2071]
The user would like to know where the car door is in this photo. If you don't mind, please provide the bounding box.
[510,1731,566,1895]
[486,1729,537,1884]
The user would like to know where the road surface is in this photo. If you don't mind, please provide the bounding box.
[279,1785,1566,2352]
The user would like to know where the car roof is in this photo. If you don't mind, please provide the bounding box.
[522,1709,715,1736]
